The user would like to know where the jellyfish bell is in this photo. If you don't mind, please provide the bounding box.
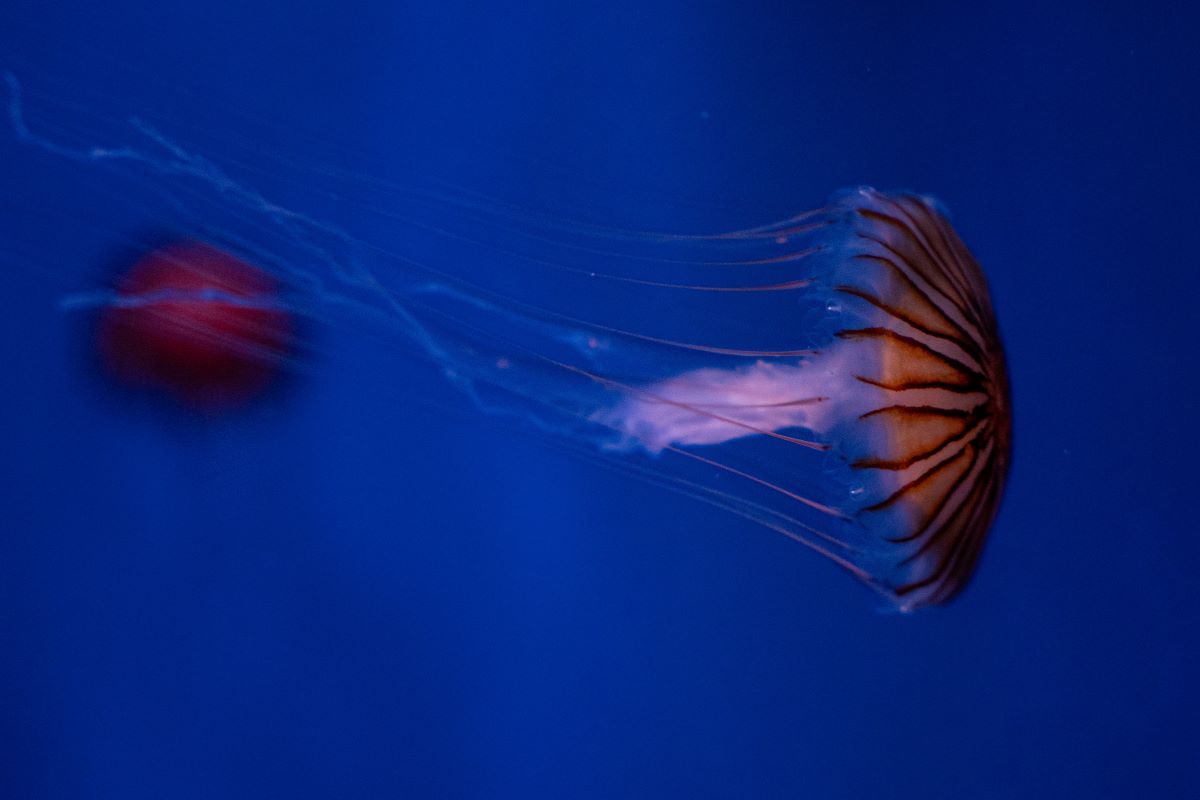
[6,72,1010,610]
[97,240,296,410]
[828,189,1011,608]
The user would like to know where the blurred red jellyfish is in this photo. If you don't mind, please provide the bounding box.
[98,240,295,409]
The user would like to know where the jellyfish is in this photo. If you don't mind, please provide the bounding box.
[98,240,296,409]
[589,190,1012,609]
[3,72,1010,611]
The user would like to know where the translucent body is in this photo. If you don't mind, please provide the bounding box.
[5,73,1010,610]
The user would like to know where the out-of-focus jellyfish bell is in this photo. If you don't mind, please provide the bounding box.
[98,240,295,410]
[594,189,1011,610]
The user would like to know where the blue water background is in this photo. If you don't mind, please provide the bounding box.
[1,2,1197,797]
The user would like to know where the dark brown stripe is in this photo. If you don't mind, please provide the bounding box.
[859,404,973,420]
[837,327,988,386]
[854,375,985,394]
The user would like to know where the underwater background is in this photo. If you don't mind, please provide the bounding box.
[1,1,1197,797]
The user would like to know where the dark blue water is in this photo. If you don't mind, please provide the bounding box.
[2,2,1196,797]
